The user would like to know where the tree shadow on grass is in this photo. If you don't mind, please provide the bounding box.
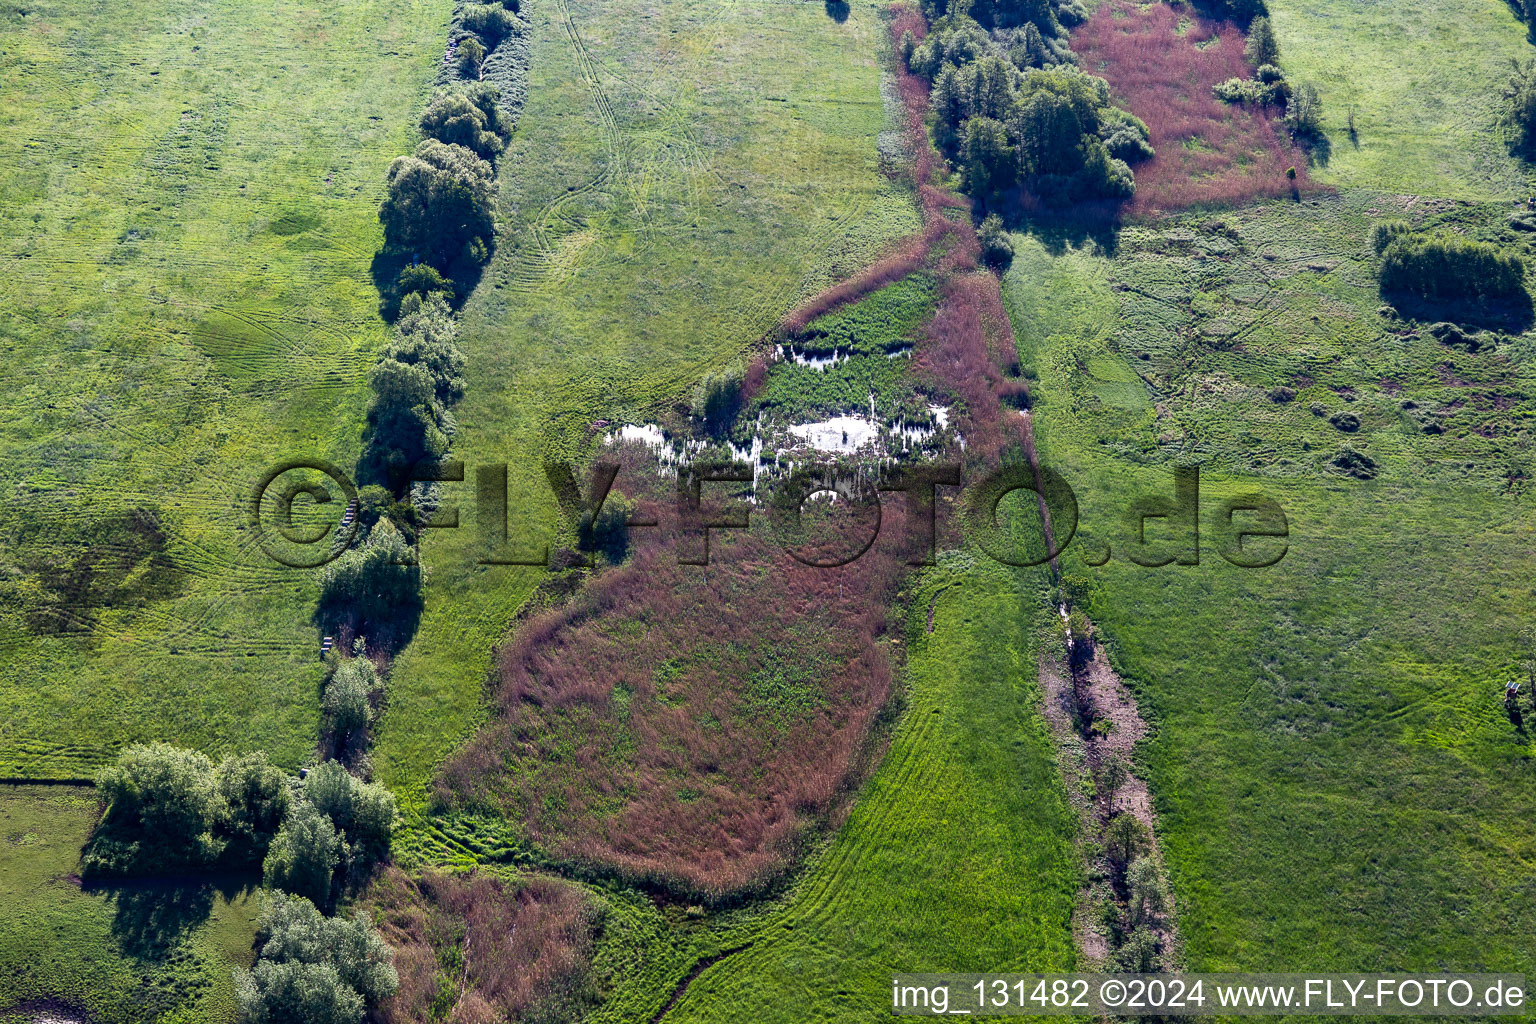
[1383,290,1536,335]
[824,0,850,22]
[1002,199,1123,259]
[84,875,254,961]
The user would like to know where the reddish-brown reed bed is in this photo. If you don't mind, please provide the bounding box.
[436,490,911,903]
[432,1,1039,906]
[369,868,597,1024]
[1072,1,1312,218]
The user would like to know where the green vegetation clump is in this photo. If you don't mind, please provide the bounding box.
[379,139,497,275]
[1377,228,1526,301]
[264,800,345,907]
[691,362,745,430]
[1244,15,1279,67]
[322,659,380,741]
[419,83,513,160]
[235,892,397,1024]
[460,3,520,45]
[979,213,1015,268]
[318,521,422,639]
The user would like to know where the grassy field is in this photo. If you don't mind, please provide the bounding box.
[375,0,921,844]
[1270,0,1536,199]
[0,0,449,778]
[0,786,258,1023]
[1004,187,1536,974]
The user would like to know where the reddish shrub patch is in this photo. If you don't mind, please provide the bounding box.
[1072,1,1312,218]
[369,867,597,1024]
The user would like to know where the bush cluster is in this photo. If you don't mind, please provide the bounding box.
[84,744,289,876]
[235,891,398,1024]
[1504,59,1536,156]
[907,6,1151,207]
[1212,16,1320,140]
[1376,227,1526,302]
[84,745,397,904]
[264,761,398,908]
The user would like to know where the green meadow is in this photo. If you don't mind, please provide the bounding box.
[1004,185,1536,974]
[1271,0,1536,198]
[0,0,448,778]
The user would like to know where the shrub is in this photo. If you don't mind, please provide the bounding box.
[900,28,917,67]
[86,742,223,875]
[391,263,449,307]
[236,960,363,1024]
[978,213,1014,268]
[460,3,519,45]
[1126,855,1169,927]
[255,892,398,1004]
[264,799,344,906]
[1109,926,1161,972]
[1370,220,1411,254]
[304,760,399,863]
[1244,15,1279,67]
[379,139,496,272]
[1214,74,1288,107]
[360,356,451,487]
[691,362,744,429]
[1379,231,1526,301]
[323,659,378,738]
[217,753,291,868]
[456,36,486,79]
[1104,811,1151,868]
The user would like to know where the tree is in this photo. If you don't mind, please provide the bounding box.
[1109,927,1161,972]
[303,760,399,864]
[379,139,496,271]
[1126,855,1169,928]
[959,116,1015,199]
[460,3,518,45]
[1244,16,1279,68]
[217,752,291,868]
[388,292,466,405]
[319,519,421,634]
[1285,81,1323,139]
[253,892,399,1004]
[456,36,486,79]
[420,90,505,160]
[87,742,223,875]
[1098,753,1127,813]
[322,660,377,739]
[264,799,343,906]
[691,362,744,431]
[1104,811,1151,869]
